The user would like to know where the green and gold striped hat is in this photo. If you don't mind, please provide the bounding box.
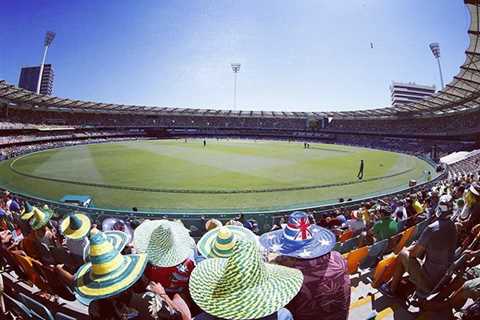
[197,225,256,258]
[190,240,303,320]
[133,220,195,267]
[74,231,147,305]
[61,213,91,240]
[29,206,53,230]
[20,202,35,220]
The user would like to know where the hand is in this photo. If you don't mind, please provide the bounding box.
[149,282,166,296]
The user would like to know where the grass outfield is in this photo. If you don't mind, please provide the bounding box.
[0,139,435,212]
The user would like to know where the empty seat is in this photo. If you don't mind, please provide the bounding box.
[338,235,360,254]
[343,245,368,274]
[372,254,398,288]
[339,229,354,243]
[359,239,389,270]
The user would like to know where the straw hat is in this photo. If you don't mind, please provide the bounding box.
[190,240,303,320]
[61,213,91,240]
[133,220,195,267]
[260,211,335,259]
[197,225,256,258]
[29,206,53,230]
[74,231,147,305]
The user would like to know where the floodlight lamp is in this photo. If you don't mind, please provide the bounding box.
[429,42,440,58]
[231,63,241,73]
[44,31,56,46]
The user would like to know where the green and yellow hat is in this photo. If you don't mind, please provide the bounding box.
[74,231,147,305]
[197,225,256,258]
[133,220,195,267]
[189,240,304,320]
[20,202,35,220]
[83,230,129,263]
[29,206,53,230]
[60,213,91,240]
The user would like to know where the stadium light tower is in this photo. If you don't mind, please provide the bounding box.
[36,31,56,94]
[231,63,241,110]
[429,42,444,89]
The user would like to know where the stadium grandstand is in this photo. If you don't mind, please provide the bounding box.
[2,1,480,320]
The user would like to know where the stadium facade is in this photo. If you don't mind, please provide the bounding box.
[390,82,436,107]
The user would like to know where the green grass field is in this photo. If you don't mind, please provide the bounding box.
[0,139,434,212]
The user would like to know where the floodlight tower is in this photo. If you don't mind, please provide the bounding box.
[231,63,241,110]
[36,31,56,94]
[429,42,444,89]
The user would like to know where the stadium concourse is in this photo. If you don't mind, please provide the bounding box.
[2,1,480,320]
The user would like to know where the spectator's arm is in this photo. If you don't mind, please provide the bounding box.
[408,243,425,259]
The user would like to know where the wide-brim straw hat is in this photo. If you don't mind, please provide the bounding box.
[197,225,256,258]
[61,213,91,240]
[74,231,147,305]
[133,220,195,267]
[190,240,303,320]
[29,206,53,230]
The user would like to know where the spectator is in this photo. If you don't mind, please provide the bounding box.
[462,183,480,229]
[20,206,55,260]
[380,195,457,297]
[133,220,196,295]
[393,200,408,222]
[190,240,303,320]
[76,231,190,319]
[260,211,350,320]
[204,218,222,231]
[370,206,398,241]
[346,210,365,236]
[60,213,91,267]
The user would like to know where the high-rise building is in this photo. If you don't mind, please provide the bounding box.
[390,82,435,106]
[18,64,54,95]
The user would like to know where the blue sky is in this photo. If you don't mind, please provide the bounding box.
[0,0,469,111]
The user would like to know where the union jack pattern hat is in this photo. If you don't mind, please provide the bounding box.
[260,211,335,259]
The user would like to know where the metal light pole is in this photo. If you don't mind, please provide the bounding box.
[36,31,56,94]
[429,42,444,89]
[231,63,241,110]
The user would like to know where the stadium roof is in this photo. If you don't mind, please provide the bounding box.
[0,0,479,120]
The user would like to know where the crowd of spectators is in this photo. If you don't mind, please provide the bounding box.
[3,103,480,137]
[1,155,480,319]
[0,131,144,160]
